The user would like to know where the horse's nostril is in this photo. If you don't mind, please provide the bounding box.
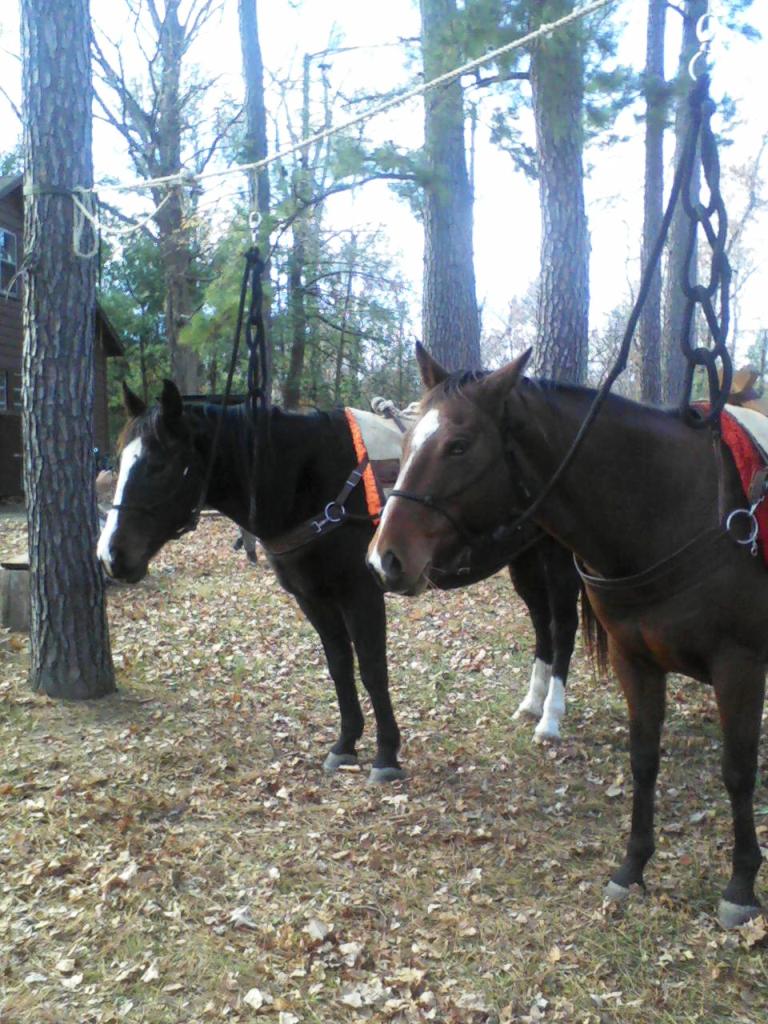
[382,550,403,584]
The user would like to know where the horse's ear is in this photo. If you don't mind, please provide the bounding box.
[415,341,450,391]
[160,379,184,424]
[122,381,147,418]
[480,348,532,409]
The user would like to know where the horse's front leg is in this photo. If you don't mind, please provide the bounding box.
[295,596,364,773]
[341,585,404,784]
[712,651,765,928]
[605,646,666,901]
[509,549,565,741]
[537,543,579,742]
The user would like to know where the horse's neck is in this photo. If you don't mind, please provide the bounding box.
[201,405,343,539]
[516,384,723,577]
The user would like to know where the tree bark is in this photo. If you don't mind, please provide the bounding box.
[21,0,115,698]
[639,0,667,404]
[283,230,307,409]
[420,0,481,371]
[529,0,589,384]
[153,2,199,394]
[238,0,272,394]
[239,0,271,220]
[92,0,217,395]
[663,0,705,403]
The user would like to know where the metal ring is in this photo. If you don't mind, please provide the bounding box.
[324,502,345,524]
[696,13,716,43]
[725,507,759,546]
[688,49,709,82]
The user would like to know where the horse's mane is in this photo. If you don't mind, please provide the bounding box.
[523,376,683,422]
[116,399,335,457]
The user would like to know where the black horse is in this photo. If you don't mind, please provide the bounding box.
[97,381,580,781]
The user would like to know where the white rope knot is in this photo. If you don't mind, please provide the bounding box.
[71,186,100,259]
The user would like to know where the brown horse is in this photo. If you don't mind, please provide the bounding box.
[367,343,767,927]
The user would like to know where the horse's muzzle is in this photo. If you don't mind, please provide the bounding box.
[366,549,428,596]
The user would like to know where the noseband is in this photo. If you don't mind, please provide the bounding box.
[387,488,473,544]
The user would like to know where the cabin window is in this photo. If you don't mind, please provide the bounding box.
[0,229,19,298]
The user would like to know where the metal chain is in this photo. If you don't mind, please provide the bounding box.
[678,72,732,428]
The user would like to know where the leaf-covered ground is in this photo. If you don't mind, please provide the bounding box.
[1,511,767,1023]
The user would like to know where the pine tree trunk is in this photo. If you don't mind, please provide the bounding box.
[283,230,307,409]
[640,0,667,404]
[238,0,272,394]
[420,0,481,370]
[239,0,271,220]
[152,0,200,395]
[663,0,704,403]
[529,0,589,384]
[21,0,115,698]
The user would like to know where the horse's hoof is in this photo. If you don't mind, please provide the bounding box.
[603,880,631,903]
[367,766,407,784]
[533,727,561,744]
[513,702,543,721]
[718,899,762,929]
[323,751,359,773]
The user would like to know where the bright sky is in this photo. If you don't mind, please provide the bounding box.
[1,0,766,357]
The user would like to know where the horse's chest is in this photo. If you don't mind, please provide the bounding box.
[587,590,711,679]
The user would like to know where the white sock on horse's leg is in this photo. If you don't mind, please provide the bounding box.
[534,676,566,741]
[513,658,551,719]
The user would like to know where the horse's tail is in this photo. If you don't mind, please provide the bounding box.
[580,584,608,676]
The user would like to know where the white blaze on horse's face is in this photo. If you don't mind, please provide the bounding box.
[367,407,441,581]
[96,437,144,574]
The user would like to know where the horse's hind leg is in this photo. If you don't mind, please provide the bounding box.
[606,648,666,901]
[295,596,364,773]
[712,653,765,928]
[341,586,404,784]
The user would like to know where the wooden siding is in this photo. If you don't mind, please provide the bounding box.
[0,189,24,377]
[0,183,119,495]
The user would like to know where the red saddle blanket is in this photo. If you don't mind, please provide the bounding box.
[720,409,768,564]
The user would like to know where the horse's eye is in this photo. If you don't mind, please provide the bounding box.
[447,439,468,457]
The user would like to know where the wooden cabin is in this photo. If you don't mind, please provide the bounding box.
[0,174,123,496]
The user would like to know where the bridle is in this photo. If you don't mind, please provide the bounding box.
[387,448,542,573]
[109,459,205,541]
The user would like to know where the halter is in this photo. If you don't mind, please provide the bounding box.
[109,462,203,540]
[387,448,542,574]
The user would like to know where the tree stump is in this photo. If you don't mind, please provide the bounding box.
[0,556,30,633]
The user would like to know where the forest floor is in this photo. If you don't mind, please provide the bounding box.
[1,514,767,1024]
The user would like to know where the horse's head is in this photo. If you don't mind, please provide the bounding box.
[367,343,532,595]
[97,380,206,583]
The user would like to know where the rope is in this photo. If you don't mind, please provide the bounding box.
[88,0,619,196]
[71,187,175,249]
[21,0,620,260]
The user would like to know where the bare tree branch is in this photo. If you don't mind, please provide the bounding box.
[0,85,22,123]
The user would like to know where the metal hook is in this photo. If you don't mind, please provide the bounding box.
[696,13,716,44]
[689,13,718,81]
[248,210,262,243]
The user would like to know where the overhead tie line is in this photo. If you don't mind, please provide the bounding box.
[90,0,620,197]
